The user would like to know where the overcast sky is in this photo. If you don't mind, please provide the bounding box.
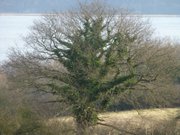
[0,0,180,14]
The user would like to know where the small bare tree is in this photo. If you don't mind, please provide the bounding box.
[4,1,178,134]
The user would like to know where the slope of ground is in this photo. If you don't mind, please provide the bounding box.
[47,108,180,135]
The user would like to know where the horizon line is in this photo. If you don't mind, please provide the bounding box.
[1,13,180,17]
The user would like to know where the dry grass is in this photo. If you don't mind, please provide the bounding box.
[47,108,180,135]
[99,108,179,126]
[97,108,180,135]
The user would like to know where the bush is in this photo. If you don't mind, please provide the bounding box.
[14,107,43,135]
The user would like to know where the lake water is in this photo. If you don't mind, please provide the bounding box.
[0,15,180,61]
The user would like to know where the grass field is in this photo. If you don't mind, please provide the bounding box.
[47,108,180,135]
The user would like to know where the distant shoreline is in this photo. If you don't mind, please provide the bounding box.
[1,13,180,17]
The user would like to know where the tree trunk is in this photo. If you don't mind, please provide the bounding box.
[76,122,91,135]
[73,104,98,135]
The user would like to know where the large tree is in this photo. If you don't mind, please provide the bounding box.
[4,1,178,134]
